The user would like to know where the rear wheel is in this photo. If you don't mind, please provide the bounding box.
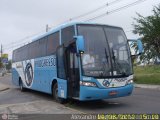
[19,79,25,92]
[52,83,58,101]
[52,83,66,104]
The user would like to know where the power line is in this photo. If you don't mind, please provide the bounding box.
[2,0,126,50]
[66,0,125,22]
[85,0,148,22]
[49,0,125,27]
[125,30,133,33]
[3,0,147,51]
[3,30,45,50]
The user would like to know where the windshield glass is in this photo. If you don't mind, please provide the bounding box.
[104,27,133,76]
[77,24,133,78]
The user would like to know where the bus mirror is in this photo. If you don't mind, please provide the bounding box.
[128,39,143,56]
[137,39,143,54]
[74,36,85,53]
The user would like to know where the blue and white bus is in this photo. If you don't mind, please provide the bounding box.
[12,22,143,102]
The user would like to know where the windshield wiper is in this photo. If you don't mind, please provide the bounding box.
[111,48,128,76]
[105,48,109,63]
[98,48,110,77]
[112,48,116,64]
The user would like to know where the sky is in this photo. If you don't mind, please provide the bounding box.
[0,0,159,59]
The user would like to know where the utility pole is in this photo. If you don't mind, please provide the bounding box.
[0,44,2,62]
[0,44,2,68]
[46,24,49,32]
[1,44,2,58]
[46,24,51,32]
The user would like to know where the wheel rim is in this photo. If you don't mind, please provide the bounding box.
[20,82,23,90]
[20,84,22,90]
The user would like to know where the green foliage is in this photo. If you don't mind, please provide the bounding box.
[134,65,160,74]
[133,5,160,63]
[134,65,160,85]
[6,60,12,70]
[0,61,3,68]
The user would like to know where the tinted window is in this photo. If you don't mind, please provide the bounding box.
[47,32,59,55]
[57,46,66,79]
[13,46,27,62]
[17,47,22,61]
[28,43,33,59]
[78,25,112,77]
[32,41,39,58]
[12,51,15,62]
[28,41,39,59]
[38,37,47,57]
[21,45,28,60]
[13,35,57,62]
[61,26,75,43]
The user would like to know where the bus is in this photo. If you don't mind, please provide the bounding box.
[12,22,143,102]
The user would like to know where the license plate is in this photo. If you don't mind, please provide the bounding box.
[109,91,117,96]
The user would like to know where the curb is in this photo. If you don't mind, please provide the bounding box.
[134,84,160,90]
[0,87,10,92]
[0,83,10,92]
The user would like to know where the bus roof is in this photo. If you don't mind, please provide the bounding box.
[13,22,123,52]
[32,22,122,42]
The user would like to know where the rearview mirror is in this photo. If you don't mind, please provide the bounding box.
[74,36,85,53]
[137,39,143,54]
[128,39,143,56]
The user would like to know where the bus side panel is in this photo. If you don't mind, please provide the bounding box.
[57,79,67,99]
[31,55,57,94]
[12,62,25,86]
[12,68,19,86]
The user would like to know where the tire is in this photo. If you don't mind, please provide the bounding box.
[19,80,25,92]
[52,83,65,104]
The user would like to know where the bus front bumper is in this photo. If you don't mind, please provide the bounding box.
[79,84,133,101]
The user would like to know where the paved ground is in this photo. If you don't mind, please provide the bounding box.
[0,74,82,120]
[0,75,83,120]
[0,100,81,114]
[0,83,9,92]
[0,74,160,117]
[65,87,160,114]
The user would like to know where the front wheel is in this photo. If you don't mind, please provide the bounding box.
[52,83,66,104]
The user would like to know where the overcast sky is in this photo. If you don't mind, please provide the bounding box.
[0,0,159,58]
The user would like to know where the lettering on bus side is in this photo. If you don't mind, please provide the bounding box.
[34,56,56,68]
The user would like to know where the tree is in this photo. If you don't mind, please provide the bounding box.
[0,61,3,68]
[6,60,12,70]
[133,5,160,64]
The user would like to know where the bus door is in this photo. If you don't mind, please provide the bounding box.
[65,43,80,98]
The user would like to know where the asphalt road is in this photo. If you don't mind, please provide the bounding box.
[0,74,160,114]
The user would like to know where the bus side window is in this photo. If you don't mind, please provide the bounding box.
[57,46,66,79]
[47,32,59,55]
[38,37,47,57]
[61,26,75,44]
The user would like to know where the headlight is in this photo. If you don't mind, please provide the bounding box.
[80,81,97,87]
[125,79,133,85]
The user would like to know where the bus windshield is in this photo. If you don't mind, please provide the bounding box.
[77,25,133,78]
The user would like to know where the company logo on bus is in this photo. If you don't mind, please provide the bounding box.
[115,78,127,82]
[25,62,33,87]
[102,80,110,87]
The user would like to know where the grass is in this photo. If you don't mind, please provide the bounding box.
[134,65,160,85]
